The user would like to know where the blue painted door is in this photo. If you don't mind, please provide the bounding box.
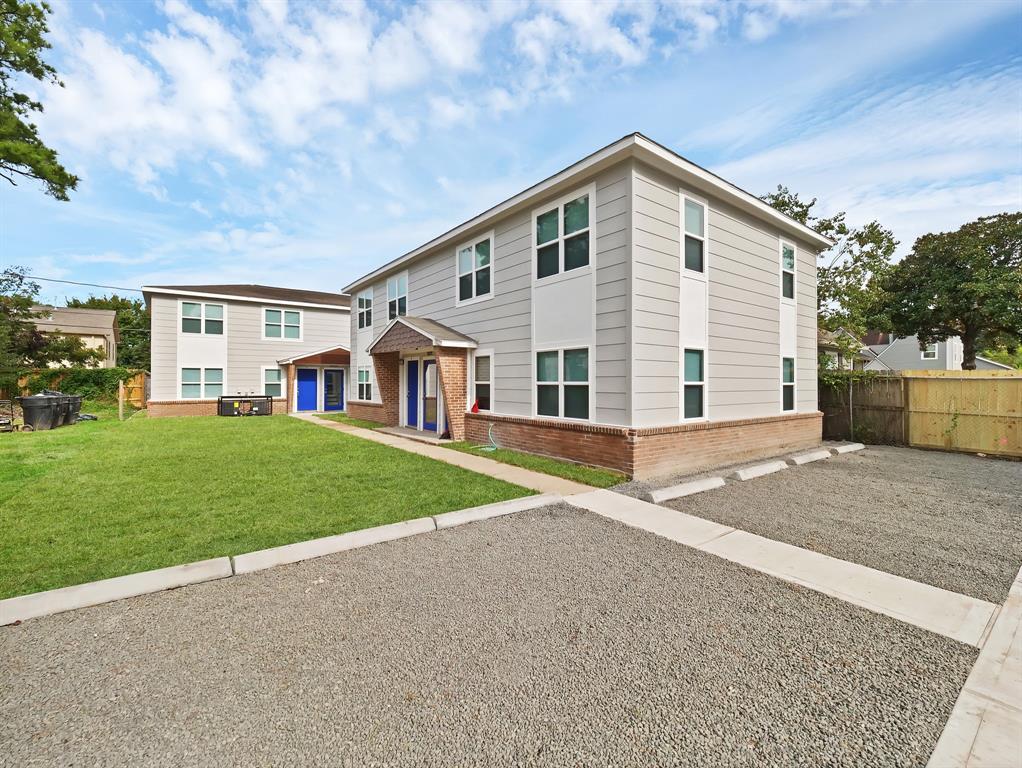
[406,360,418,428]
[324,369,344,411]
[297,368,317,411]
[422,359,437,432]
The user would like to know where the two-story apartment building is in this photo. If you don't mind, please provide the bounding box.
[344,133,833,478]
[143,284,350,416]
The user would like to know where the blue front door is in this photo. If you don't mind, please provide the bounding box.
[297,368,317,411]
[406,360,418,428]
[324,369,344,411]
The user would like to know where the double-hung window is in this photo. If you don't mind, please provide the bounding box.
[181,302,223,335]
[535,190,591,280]
[683,349,705,419]
[264,368,282,397]
[782,357,795,412]
[265,308,301,339]
[358,367,372,401]
[387,274,407,320]
[921,343,938,360]
[457,234,493,303]
[181,367,223,399]
[536,348,589,420]
[474,354,492,411]
[683,198,706,273]
[781,242,796,300]
[357,291,373,330]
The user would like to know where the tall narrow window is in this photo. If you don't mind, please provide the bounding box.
[181,302,223,335]
[265,309,301,339]
[781,242,796,300]
[264,368,282,397]
[204,304,223,335]
[684,199,706,273]
[921,343,938,360]
[357,290,373,330]
[535,190,590,280]
[535,348,589,420]
[388,274,407,320]
[474,355,491,411]
[204,368,223,398]
[782,357,795,411]
[457,235,493,303]
[358,367,372,400]
[683,349,705,419]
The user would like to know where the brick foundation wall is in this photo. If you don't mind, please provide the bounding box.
[147,399,286,417]
[347,400,388,424]
[436,347,467,440]
[465,411,823,479]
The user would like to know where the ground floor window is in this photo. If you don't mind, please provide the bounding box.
[536,348,589,420]
[358,367,372,401]
[264,368,282,397]
[474,354,491,411]
[782,357,795,411]
[683,349,704,419]
[182,368,223,399]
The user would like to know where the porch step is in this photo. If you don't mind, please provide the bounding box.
[377,426,451,445]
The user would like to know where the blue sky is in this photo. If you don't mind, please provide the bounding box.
[3,0,1020,305]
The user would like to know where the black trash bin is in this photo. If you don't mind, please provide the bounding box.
[69,395,82,422]
[17,394,60,431]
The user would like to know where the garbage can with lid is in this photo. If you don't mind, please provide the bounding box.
[17,395,59,431]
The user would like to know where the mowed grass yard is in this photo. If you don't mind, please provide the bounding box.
[0,411,532,599]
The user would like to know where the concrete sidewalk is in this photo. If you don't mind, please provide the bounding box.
[294,413,593,496]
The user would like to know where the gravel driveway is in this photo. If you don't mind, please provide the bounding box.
[1,504,973,767]
[628,446,1022,604]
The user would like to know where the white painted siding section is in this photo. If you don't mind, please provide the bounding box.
[150,295,178,400]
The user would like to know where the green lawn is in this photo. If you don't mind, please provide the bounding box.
[443,441,626,488]
[318,413,386,430]
[0,413,531,599]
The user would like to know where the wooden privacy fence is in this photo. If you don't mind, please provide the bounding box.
[820,370,1022,458]
[121,371,149,408]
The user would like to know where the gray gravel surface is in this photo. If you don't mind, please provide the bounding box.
[1,504,974,767]
[625,445,1022,604]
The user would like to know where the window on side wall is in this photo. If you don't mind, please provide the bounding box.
[357,291,373,330]
[683,349,705,419]
[264,368,282,397]
[536,348,589,420]
[181,302,224,335]
[181,367,223,399]
[781,242,796,300]
[535,191,590,280]
[474,354,491,411]
[921,343,938,360]
[265,308,301,339]
[782,357,795,411]
[387,274,407,320]
[358,367,372,400]
[457,234,493,303]
[683,199,706,273]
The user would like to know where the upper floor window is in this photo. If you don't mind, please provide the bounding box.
[781,242,796,300]
[457,233,493,303]
[535,189,590,280]
[357,290,373,330]
[683,198,706,273]
[782,357,795,411]
[181,302,223,335]
[387,273,407,320]
[536,347,589,420]
[921,342,938,360]
[265,308,301,340]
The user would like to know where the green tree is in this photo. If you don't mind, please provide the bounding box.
[883,212,1022,370]
[0,0,78,200]
[762,186,897,359]
[66,294,151,369]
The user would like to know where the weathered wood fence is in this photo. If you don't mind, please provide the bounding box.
[11,371,149,408]
[820,370,1021,458]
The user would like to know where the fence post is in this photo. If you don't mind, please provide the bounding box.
[118,380,124,422]
[902,376,910,446]
[848,378,854,441]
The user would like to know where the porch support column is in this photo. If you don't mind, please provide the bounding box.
[436,346,468,440]
[285,363,296,413]
[370,351,401,427]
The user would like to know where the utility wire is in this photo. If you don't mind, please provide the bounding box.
[18,275,144,293]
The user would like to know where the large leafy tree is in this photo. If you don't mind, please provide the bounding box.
[66,294,151,369]
[0,0,78,199]
[883,212,1022,370]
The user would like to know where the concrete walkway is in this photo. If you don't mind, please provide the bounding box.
[294,413,593,496]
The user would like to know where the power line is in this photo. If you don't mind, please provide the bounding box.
[20,275,144,293]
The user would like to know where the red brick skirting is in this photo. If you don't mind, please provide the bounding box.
[147,399,286,417]
[465,411,823,479]
[347,400,389,424]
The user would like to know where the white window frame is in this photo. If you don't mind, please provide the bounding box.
[387,272,408,320]
[533,346,592,422]
[454,230,496,307]
[179,367,225,400]
[356,289,373,330]
[262,366,284,398]
[921,342,938,360]
[681,195,708,278]
[532,183,596,284]
[682,347,707,422]
[781,356,796,413]
[780,240,797,303]
[471,349,494,412]
[262,307,303,342]
[179,299,226,336]
[357,366,373,401]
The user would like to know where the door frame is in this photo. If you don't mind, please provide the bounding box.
[323,368,345,412]
[399,354,443,434]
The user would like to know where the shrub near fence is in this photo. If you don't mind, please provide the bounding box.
[16,368,149,407]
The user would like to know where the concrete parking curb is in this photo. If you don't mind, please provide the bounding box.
[649,477,726,504]
[0,557,233,626]
[730,460,788,481]
[432,494,560,530]
[831,443,865,454]
[787,449,832,466]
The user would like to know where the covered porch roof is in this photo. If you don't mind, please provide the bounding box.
[368,316,477,355]
[278,344,350,366]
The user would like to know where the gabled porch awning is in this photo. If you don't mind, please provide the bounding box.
[368,316,477,355]
[277,344,350,366]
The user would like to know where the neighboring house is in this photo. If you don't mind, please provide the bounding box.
[864,333,1013,372]
[141,284,350,417]
[818,329,873,370]
[32,306,119,368]
[343,132,833,478]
